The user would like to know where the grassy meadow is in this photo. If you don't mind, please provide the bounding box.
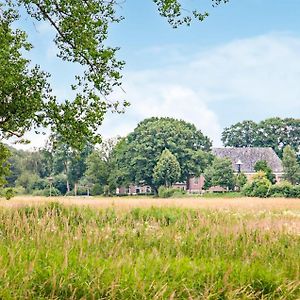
[0,197,299,299]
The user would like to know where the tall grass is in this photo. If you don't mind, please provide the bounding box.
[0,203,299,299]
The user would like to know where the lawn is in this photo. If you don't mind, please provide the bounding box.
[0,197,299,299]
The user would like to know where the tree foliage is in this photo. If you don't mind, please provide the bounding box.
[0,143,11,187]
[254,160,275,184]
[222,118,300,158]
[153,149,181,187]
[204,157,234,190]
[234,173,247,191]
[83,138,119,193]
[1,0,126,148]
[282,146,300,185]
[0,8,50,141]
[153,0,228,28]
[111,117,212,191]
[1,0,229,148]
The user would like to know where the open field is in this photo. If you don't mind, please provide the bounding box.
[1,195,300,211]
[0,197,299,299]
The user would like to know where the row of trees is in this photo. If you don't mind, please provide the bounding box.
[1,137,118,197]
[1,117,300,198]
[222,118,300,159]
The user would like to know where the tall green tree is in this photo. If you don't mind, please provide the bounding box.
[282,146,300,185]
[204,157,235,190]
[111,117,212,192]
[153,149,181,187]
[83,138,119,192]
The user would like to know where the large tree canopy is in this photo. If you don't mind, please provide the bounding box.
[222,118,300,158]
[0,0,228,148]
[111,117,212,191]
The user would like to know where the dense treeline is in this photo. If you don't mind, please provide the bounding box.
[0,117,300,198]
[222,117,300,158]
[2,138,117,196]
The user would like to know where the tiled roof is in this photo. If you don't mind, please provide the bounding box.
[212,147,283,173]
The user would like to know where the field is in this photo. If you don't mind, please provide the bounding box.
[0,196,299,299]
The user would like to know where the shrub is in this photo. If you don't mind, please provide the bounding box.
[91,183,103,195]
[241,182,253,197]
[269,181,293,197]
[0,188,15,200]
[41,187,61,197]
[12,186,26,195]
[158,186,179,198]
[242,172,272,198]
[172,189,187,198]
[31,189,46,196]
[270,192,285,198]
[288,185,300,198]
[65,190,75,196]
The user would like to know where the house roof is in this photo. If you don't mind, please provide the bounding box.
[212,147,283,173]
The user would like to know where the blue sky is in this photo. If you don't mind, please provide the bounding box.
[15,0,300,148]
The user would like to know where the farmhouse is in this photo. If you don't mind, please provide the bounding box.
[116,147,284,195]
[189,147,284,193]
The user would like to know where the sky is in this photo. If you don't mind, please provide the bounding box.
[13,0,300,149]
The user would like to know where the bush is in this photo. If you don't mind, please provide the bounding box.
[65,187,88,196]
[13,186,26,195]
[91,183,103,195]
[40,187,61,197]
[268,181,300,198]
[242,172,272,198]
[172,189,187,198]
[287,185,300,198]
[158,186,179,198]
[241,182,253,197]
[269,181,293,197]
[65,190,75,196]
[0,188,15,200]
[31,189,46,196]
[270,192,285,198]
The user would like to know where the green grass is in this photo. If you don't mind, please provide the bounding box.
[0,203,299,299]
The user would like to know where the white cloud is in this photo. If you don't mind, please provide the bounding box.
[101,32,300,145]
[11,32,300,149]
